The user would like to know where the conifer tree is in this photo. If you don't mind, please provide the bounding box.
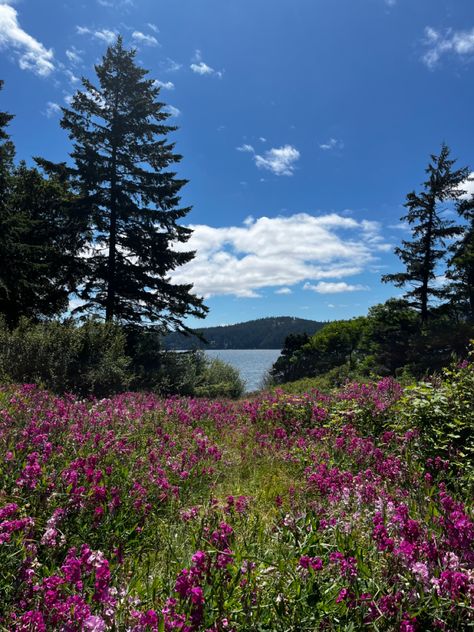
[56,37,207,329]
[0,81,85,326]
[446,193,474,322]
[382,144,469,323]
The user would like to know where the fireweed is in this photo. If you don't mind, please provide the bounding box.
[0,376,472,631]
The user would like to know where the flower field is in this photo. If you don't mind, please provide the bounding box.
[0,375,473,631]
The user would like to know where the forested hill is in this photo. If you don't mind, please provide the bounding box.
[163,317,325,350]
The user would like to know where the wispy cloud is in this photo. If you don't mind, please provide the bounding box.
[76,26,117,44]
[254,145,300,176]
[154,79,175,90]
[422,26,474,69]
[165,104,181,118]
[161,57,182,73]
[45,101,61,118]
[97,0,134,7]
[171,212,388,298]
[65,46,83,66]
[190,49,223,78]
[303,281,369,294]
[275,287,293,295]
[0,4,55,76]
[236,144,254,153]
[319,137,344,151]
[132,30,159,47]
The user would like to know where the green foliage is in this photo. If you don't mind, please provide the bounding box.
[0,162,87,327]
[364,299,420,375]
[382,144,469,323]
[164,317,324,350]
[395,350,474,490]
[194,356,245,399]
[446,193,474,322]
[0,318,131,397]
[0,320,245,399]
[52,37,206,328]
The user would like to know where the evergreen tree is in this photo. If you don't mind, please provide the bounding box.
[0,161,86,327]
[446,193,474,322]
[55,37,207,329]
[0,80,15,291]
[382,144,469,323]
[0,80,85,326]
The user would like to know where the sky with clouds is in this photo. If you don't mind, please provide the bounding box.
[1,0,473,326]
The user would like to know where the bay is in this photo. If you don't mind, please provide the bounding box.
[204,349,281,393]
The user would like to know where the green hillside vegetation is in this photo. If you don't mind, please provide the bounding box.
[162,316,325,350]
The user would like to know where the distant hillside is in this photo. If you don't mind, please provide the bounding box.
[163,317,325,350]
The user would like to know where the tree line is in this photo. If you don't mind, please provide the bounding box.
[0,37,206,331]
[273,145,474,384]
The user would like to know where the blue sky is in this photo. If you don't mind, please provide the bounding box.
[1,0,474,327]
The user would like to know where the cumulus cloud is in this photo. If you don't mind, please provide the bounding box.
[76,26,117,44]
[303,281,369,294]
[458,172,474,199]
[154,79,174,90]
[254,145,300,176]
[171,212,388,298]
[422,26,474,69]
[132,30,159,47]
[319,137,344,151]
[190,49,223,78]
[0,4,55,76]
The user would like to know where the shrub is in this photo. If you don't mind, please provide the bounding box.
[394,348,474,491]
[0,318,131,397]
[194,356,245,399]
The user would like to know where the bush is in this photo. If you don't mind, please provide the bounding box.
[193,356,245,399]
[394,348,474,491]
[0,319,245,399]
[0,317,131,397]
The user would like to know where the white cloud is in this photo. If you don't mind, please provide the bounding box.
[65,46,83,65]
[147,23,159,33]
[0,4,55,76]
[162,57,182,73]
[190,49,223,78]
[64,69,80,85]
[275,287,293,295]
[171,212,388,298]
[236,144,254,153]
[458,172,474,199]
[319,137,344,151]
[77,26,117,44]
[254,145,300,176]
[422,26,474,69]
[45,101,61,118]
[303,281,369,294]
[97,0,134,7]
[385,0,396,6]
[132,30,159,47]
[154,79,174,90]
[165,104,181,118]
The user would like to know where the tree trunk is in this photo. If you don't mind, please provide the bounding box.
[105,106,119,322]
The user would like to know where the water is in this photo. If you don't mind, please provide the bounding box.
[204,349,282,393]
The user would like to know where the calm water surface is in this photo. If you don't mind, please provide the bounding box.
[204,349,281,393]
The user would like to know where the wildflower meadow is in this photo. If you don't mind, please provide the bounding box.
[0,362,473,631]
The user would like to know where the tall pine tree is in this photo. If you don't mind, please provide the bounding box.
[56,37,207,329]
[382,144,468,323]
